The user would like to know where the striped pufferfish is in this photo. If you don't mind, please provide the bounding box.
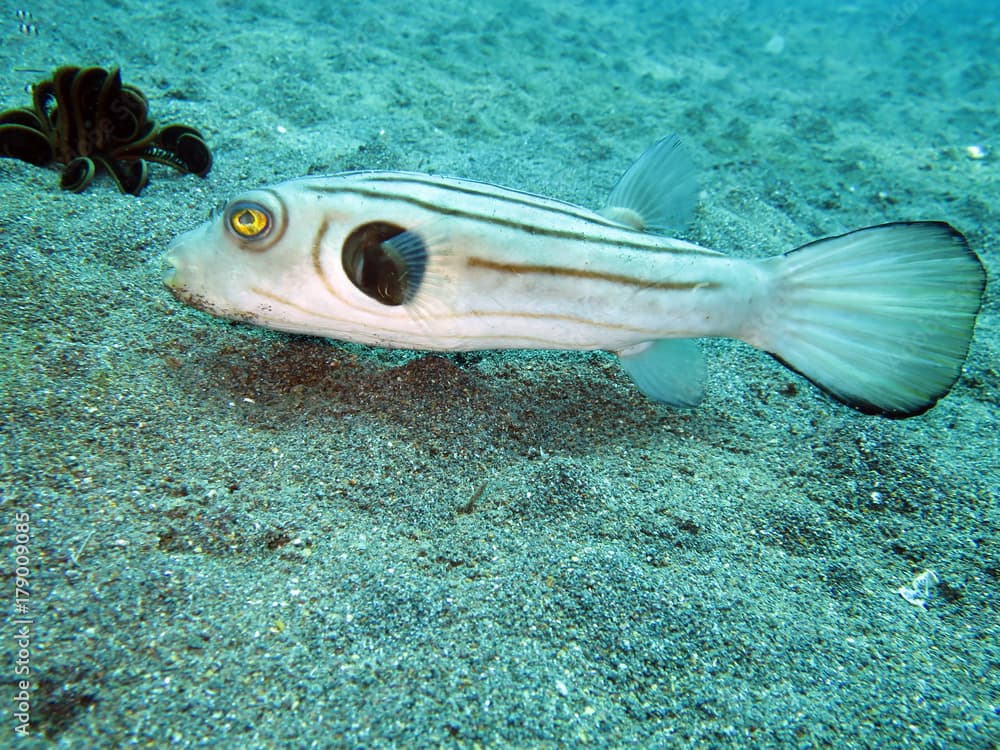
[163,136,986,418]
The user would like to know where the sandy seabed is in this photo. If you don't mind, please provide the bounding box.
[1,0,997,747]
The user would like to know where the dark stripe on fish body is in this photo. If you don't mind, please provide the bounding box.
[304,181,720,257]
[466,256,722,292]
[312,218,329,281]
[311,217,351,305]
[465,257,721,291]
[359,172,627,229]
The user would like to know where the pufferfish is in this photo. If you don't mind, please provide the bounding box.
[162,135,985,418]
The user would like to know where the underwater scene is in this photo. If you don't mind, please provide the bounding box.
[1,0,997,746]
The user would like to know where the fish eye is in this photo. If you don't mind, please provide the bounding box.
[226,201,272,240]
[219,189,287,252]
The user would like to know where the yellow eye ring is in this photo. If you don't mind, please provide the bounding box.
[226,202,272,240]
[220,192,286,251]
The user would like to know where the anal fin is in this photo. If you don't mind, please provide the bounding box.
[617,339,705,407]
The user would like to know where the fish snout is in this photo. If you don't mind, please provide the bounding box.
[161,228,203,291]
[160,234,201,305]
[161,253,179,289]
[161,241,189,293]
[160,233,233,318]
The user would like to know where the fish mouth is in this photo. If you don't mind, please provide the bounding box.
[160,223,208,288]
[161,249,190,302]
[161,234,184,288]
[160,242,198,307]
[159,249,229,318]
[161,230,203,293]
[161,260,179,289]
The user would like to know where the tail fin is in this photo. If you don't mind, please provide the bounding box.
[747,222,985,418]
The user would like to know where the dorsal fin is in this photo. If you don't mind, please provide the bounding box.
[599,134,697,234]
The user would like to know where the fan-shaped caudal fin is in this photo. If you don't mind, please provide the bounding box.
[745,222,985,418]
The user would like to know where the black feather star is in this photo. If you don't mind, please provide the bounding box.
[0,65,211,195]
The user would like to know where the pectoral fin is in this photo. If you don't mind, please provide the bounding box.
[618,338,705,407]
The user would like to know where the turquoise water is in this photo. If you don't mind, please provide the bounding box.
[1,1,997,746]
